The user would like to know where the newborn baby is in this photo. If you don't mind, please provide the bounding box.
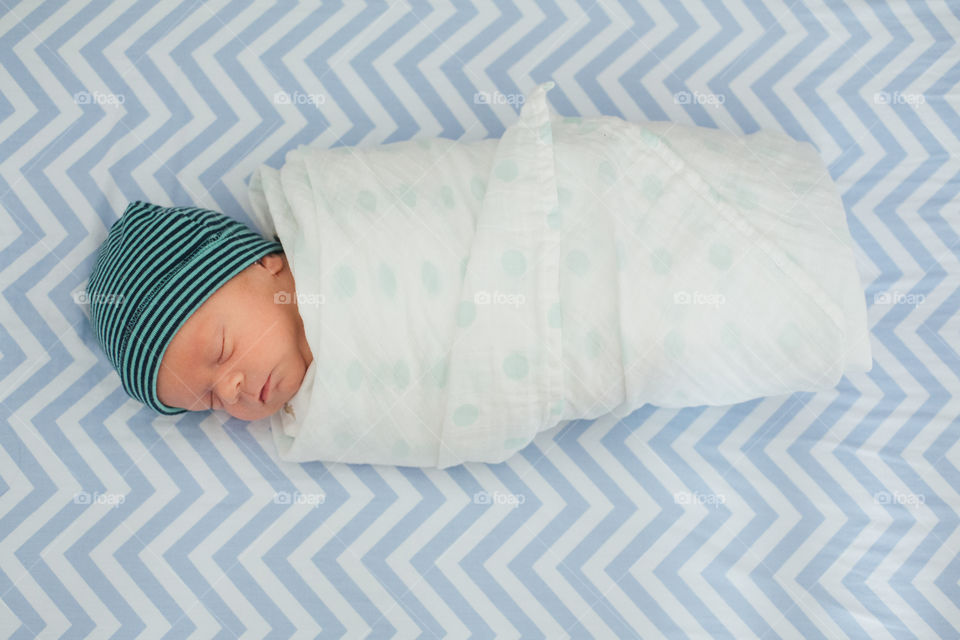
[86,81,871,469]
[85,201,313,420]
[153,251,313,420]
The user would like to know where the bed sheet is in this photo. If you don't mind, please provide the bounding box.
[3,0,959,637]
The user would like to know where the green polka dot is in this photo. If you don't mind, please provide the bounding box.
[399,184,417,208]
[737,186,757,209]
[704,138,725,153]
[598,161,617,184]
[357,190,377,212]
[460,257,469,278]
[640,129,660,147]
[550,399,564,415]
[721,322,740,348]
[501,249,526,276]
[346,360,364,390]
[778,322,802,351]
[504,437,527,449]
[334,431,353,449]
[457,300,476,327]
[664,330,684,359]
[440,185,455,209]
[539,122,552,144]
[471,176,486,201]
[585,330,604,359]
[709,243,732,270]
[785,250,800,265]
[429,359,448,388]
[634,213,648,232]
[392,439,411,458]
[379,263,396,297]
[546,205,562,229]
[563,116,582,125]
[421,261,441,295]
[393,360,410,389]
[642,175,663,201]
[558,187,572,207]
[335,265,356,298]
[417,138,431,150]
[453,404,479,427]
[503,353,529,380]
[495,159,519,182]
[651,248,671,274]
[548,302,562,328]
[615,240,626,271]
[566,250,590,276]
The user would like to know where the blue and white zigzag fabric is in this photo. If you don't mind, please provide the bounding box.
[1,1,958,637]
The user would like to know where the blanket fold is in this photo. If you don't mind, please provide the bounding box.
[248,81,871,469]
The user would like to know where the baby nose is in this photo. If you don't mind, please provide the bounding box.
[214,372,246,405]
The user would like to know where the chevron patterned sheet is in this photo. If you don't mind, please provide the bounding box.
[4,1,958,638]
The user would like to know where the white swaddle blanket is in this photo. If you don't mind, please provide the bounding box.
[248,81,871,469]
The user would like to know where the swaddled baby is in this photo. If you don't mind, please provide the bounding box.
[87,81,871,468]
[85,201,313,420]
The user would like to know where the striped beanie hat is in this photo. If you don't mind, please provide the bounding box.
[85,200,284,415]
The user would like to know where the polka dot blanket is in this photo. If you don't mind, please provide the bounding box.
[248,81,871,469]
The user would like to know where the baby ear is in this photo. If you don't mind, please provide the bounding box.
[259,253,285,274]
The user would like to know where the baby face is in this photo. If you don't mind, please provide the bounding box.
[156,252,314,421]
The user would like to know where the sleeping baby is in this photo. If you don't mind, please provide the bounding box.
[85,202,312,421]
[85,81,871,468]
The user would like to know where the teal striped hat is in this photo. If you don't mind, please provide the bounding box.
[86,200,284,415]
